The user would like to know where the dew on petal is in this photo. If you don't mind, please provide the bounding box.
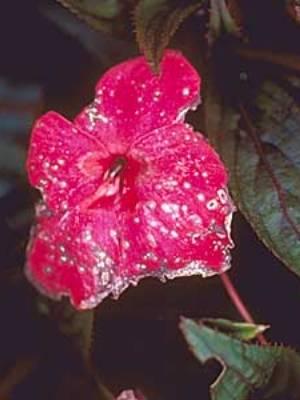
[26,50,235,310]
[100,270,111,286]
[197,193,205,202]
[149,220,159,228]
[206,199,219,210]
[170,230,179,238]
[160,226,169,235]
[143,252,158,261]
[135,263,147,271]
[188,214,202,225]
[57,158,65,166]
[183,181,192,189]
[123,240,130,249]
[161,202,180,215]
[59,181,68,189]
[146,233,157,248]
[217,188,228,204]
[82,230,93,243]
[43,266,53,274]
[182,87,190,96]
[146,200,157,210]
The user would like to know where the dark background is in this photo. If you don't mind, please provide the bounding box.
[0,1,300,399]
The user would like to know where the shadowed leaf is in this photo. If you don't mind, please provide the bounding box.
[134,0,204,71]
[262,346,300,399]
[205,62,300,276]
[42,4,134,67]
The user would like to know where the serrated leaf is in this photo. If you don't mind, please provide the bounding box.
[205,67,300,277]
[56,0,123,32]
[203,318,269,341]
[134,0,204,72]
[180,318,280,400]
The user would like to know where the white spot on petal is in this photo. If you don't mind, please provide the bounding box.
[197,193,205,202]
[183,181,192,189]
[161,203,180,214]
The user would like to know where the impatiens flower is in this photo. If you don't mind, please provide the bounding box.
[26,50,234,310]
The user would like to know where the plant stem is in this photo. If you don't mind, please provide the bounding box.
[79,309,95,360]
[57,301,95,360]
[220,272,267,345]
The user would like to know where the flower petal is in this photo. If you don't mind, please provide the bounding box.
[119,122,234,276]
[75,50,200,148]
[27,111,110,213]
[25,203,126,309]
[25,51,235,310]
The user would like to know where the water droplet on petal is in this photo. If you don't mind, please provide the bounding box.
[44,266,53,274]
[161,203,180,214]
[206,199,218,210]
[135,263,147,271]
[197,193,205,202]
[217,188,228,204]
[100,270,110,286]
[182,87,190,96]
[183,181,192,189]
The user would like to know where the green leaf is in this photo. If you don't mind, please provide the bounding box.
[180,317,280,400]
[203,318,269,341]
[134,0,204,72]
[181,318,300,399]
[262,346,300,399]
[56,0,123,31]
[205,68,300,276]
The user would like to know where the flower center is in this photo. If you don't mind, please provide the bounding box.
[104,156,127,180]
[82,154,142,211]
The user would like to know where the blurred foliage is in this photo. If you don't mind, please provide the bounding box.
[55,0,135,35]
[41,3,135,67]
[0,80,42,196]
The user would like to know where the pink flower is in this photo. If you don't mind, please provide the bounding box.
[26,50,234,309]
[116,390,145,400]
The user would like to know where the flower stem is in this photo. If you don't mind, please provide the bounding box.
[220,272,267,345]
